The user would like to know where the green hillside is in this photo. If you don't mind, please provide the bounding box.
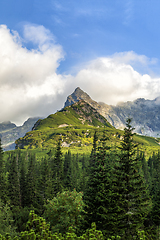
[15,100,160,155]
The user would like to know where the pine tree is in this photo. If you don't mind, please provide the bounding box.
[112,118,151,238]
[83,130,113,237]
[53,139,63,194]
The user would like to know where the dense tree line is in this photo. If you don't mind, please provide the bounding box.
[1,119,160,239]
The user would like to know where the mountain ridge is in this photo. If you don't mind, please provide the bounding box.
[0,117,40,151]
[64,87,160,137]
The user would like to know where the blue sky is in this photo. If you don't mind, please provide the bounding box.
[1,0,159,74]
[0,0,160,124]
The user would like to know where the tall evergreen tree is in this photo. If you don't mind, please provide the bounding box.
[112,118,151,238]
[83,130,113,237]
[52,139,63,194]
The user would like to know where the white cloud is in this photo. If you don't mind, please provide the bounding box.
[111,51,158,66]
[72,54,160,105]
[23,24,56,51]
[0,24,66,125]
[0,25,160,126]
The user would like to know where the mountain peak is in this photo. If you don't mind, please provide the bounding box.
[74,86,82,92]
[64,87,91,108]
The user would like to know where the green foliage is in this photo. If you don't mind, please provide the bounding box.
[21,210,52,239]
[13,207,30,233]
[0,199,17,238]
[63,151,72,190]
[44,190,85,234]
[112,118,151,237]
[7,153,21,207]
[83,131,114,237]
[0,209,105,239]
[53,139,63,194]
[2,113,160,239]
[25,153,37,208]
[80,222,104,240]
[150,151,160,236]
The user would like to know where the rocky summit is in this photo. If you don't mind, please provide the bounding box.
[64,87,160,137]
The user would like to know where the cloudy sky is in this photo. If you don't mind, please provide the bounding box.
[0,0,160,125]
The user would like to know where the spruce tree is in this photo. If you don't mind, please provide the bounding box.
[112,118,150,238]
[83,130,113,237]
[52,139,63,194]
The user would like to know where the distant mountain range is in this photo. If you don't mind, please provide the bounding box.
[65,87,160,137]
[2,87,160,151]
[0,117,40,151]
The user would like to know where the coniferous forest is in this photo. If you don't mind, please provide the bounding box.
[1,119,160,239]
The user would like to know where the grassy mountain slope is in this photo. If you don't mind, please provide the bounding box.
[15,100,113,150]
[15,100,160,155]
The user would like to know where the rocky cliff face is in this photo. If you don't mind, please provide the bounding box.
[64,88,160,137]
[0,117,40,151]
